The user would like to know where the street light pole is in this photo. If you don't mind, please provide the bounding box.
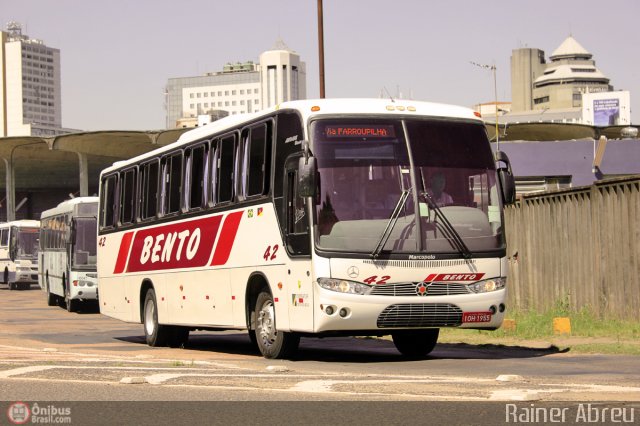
[317,0,326,98]
[471,61,500,150]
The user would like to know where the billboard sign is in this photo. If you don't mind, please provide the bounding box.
[593,98,620,126]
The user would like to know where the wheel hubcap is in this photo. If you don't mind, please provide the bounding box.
[257,300,277,346]
[144,300,156,336]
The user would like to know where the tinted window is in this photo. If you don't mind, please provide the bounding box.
[186,144,208,210]
[140,160,159,220]
[217,135,236,203]
[100,174,118,229]
[162,152,182,215]
[244,123,271,197]
[120,168,136,225]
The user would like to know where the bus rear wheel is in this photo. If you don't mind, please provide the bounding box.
[143,288,189,347]
[254,291,299,359]
[46,276,57,306]
[391,329,440,358]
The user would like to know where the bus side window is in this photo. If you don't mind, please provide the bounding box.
[0,229,8,247]
[243,122,272,198]
[119,168,137,225]
[209,139,219,206]
[140,160,159,221]
[161,152,183,216]
[185,143,208,211]
[217,135,236,204]
[100,174,118,230]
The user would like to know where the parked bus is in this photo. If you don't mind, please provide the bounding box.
[0,220,40,290]
[97,99,515,359]
[39,197,99,312]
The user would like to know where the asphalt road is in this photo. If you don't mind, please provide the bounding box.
[1,285,639,424]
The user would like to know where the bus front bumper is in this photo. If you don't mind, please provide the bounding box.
[312,288,507,333]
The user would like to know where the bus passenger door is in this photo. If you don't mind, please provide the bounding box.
[284,157,314,332]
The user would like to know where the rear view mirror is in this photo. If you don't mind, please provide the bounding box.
[298,156,317,198]
[495,151,516,205]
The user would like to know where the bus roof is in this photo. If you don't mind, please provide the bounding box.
[101,98,481,175]
[0,220,40,229]
[40,197,99,220]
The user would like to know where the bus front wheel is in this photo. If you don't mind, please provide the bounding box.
[391,329,440,358]
[64,283,77,313]
[254,291,299,359]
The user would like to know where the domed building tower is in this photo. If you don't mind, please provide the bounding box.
[531,36,612,110]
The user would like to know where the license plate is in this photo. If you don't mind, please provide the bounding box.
[462,312,492,323]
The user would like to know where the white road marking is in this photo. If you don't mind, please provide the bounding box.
[0,365,57,378]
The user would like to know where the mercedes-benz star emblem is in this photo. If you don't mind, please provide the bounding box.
[347,266,359,279]
[415,283,429,296]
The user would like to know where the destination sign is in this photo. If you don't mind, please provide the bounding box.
[325,125,396,139]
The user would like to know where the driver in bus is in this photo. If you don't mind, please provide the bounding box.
[428,172,453,207]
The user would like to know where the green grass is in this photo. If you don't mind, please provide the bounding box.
[439,298,640,355]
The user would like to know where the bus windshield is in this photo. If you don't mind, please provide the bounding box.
[311,118,504,256]
[73,217,97,268]
[17,228,39,258]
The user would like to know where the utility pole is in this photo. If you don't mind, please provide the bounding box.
[470,61,500,150]
[317,0,326,98]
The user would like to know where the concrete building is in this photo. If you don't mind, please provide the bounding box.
[504,36,631,126]
[0,22,69,137]
[511,36,612,113]
[166,39,306,129]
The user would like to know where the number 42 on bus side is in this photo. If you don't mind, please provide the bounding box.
[263,244,279,261]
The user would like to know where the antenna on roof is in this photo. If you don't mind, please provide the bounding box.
[383,87,395,103]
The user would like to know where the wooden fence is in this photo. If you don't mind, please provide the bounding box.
[504,176,640,321]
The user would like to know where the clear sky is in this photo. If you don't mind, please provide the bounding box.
[3,0,639,130]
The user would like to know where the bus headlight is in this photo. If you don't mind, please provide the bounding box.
[467,277,507,293]
[317,278,371,295]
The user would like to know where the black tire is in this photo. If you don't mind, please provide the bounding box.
[65,294,77,312]
[3,268,7,284]
[167,327,190,348]
[64,280,77,313]
[8,282,15,290]
[248,329,258,348]
[254,291,299,359]
[143,288,173,347]
[46,276,57,306]
[392,329,440,359]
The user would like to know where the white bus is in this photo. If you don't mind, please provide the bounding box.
[39,197,99,312]
[0,220,40,290]
[98,99,516,359]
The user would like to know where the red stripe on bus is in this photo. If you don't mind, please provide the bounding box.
[211,211,243,266]
[113,231,135,274]
[424,274,437,282]
[125,215,223,273]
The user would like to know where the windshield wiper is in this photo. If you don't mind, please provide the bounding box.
[371,188,411,258]
[421,191,472,259]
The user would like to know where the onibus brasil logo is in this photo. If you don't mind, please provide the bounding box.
[7,402,30,424]
[7,402,71,424]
